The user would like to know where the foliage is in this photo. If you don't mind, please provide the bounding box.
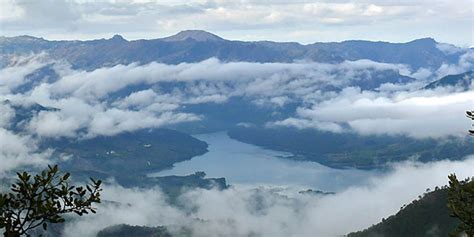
[348,187,459,237]
[348,174,474,237]
[0,165,102,237]
[97,224,175,237]
[44,128,208,186]
[467,111,474,136]
[447,174,474,236]
[152,172,227,204]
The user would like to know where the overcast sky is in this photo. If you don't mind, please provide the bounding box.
[0,0,473,46]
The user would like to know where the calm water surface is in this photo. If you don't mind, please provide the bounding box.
[151,132,382,191]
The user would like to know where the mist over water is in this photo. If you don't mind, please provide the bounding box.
[152,132,383,191]
[0,1,473,236]
[67,155,474,237]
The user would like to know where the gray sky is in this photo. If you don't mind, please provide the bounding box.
[0,0,473,46]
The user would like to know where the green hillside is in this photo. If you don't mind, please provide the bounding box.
[228,127,474,169]
[348,188,459,237]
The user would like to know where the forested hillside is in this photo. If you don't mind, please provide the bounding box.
[348,188,459,237]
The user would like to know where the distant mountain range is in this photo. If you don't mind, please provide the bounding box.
[2,30,473,172]
[1,30,472,237]
[0,30,465,70]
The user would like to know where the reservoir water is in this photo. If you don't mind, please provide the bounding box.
[151,132,382,191]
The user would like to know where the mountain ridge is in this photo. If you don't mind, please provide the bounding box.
[424,71,474,90]
[1,30,467,70]
[160,30,224,42]
[0,31,445,46]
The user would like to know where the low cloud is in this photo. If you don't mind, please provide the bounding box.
[2,56,426,138]
[275,88,474,138]
[63,157,474,237]
[269,52,474,138]
[0,101,51,176]
[436,43,466,55]
[0,37,472,237]
[0,54,48,93]
[435,50,474,78]
[0,53,471,176]
[0,128,51,176]
[0,53,472,139]
[0,103,15,127]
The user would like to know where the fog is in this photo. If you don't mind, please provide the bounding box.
[274,87,474,137]
[0,52,472,143]
[63,157,474,237]
[0,53,472,236]
[0,52,472,173]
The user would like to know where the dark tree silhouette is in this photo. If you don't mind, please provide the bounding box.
[467,111,474,135]
[445,111,474,236]
[0,165,102,237]
[447,174,474,236]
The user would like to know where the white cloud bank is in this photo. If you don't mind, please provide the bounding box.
[63,157,474,237]
[274,87,474,138]
[1,56,415,138]
[0,52,472,181]
[0,128,51,176]
[0,53,472,140]
[0,40,472,237]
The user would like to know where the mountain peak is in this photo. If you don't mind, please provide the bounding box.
[408,37,437,45]
[161,30,224,42]
[109,34,127,42]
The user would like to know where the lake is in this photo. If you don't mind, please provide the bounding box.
[150,132,382,192]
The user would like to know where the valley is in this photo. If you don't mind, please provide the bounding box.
[0,14,472,236]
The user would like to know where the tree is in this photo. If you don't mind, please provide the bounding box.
[445,112,474,236]
[467,111,474,135]
[447,174,474,236]
[0,165,102,237]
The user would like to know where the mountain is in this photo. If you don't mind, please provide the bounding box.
[348,188,459,237]
[309,38,458,70]
[151,172,227,203]
[0,31,465,70]
[1,32,471,171]
[227,126,474,169]
[298,189,335,196]
[47,128,209,186]
[3,101,211,187]
[424,71,474,90]
[2,100,59,132]
[161,30,224,42]
[97,225,174,237]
